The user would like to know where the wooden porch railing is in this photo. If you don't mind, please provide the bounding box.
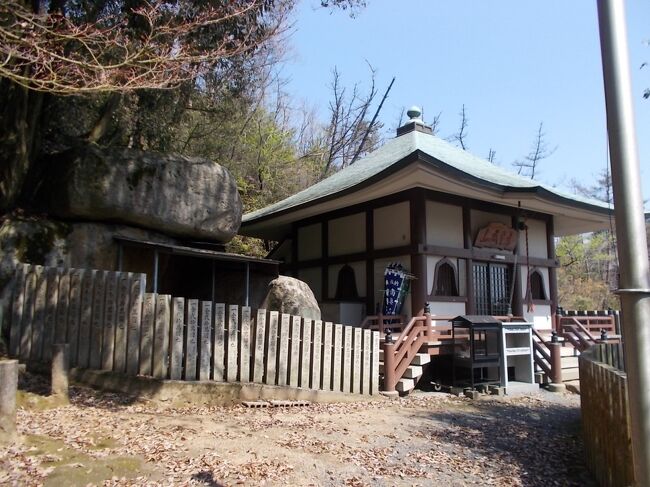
[359,314,407,335]
[554,313,617,336]
[380,314,525,392]
[382,314,431,392]
[531,328,563,384]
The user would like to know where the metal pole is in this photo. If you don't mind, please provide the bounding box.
[597,1,650,484]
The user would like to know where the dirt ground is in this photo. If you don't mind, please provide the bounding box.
[1,374,595,486]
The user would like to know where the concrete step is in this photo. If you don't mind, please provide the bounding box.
[403,365,423,379]
[379,350,431,363]
[396,378,415,393]
[535,367,580,384]
[411,353,431,366]
[535,371,549,384]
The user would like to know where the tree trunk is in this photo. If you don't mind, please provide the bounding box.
[0,79,45,211]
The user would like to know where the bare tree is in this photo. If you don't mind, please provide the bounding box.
[451,104,469,150]
[0,0,291,94]
[429,111,442,136]
[318,66,379,177]
[487,148,497,163]
[513,122,556,179]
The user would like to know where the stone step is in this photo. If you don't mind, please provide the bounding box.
[535,371,549,384]
[411,353,431,366]
[396,378,415,393]
[378,362,424,376]
[403,365,423,379]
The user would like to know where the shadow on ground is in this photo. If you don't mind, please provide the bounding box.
[405,396,595,486]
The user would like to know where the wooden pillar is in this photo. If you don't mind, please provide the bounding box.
[546,217,559,315]
[322,221,329,301]
[511,215,524,317]
[410,189,427,316]
[290,224,298,278]
[365,209,375,315]
[463,206,475,314]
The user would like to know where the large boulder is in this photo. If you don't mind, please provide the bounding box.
[34,145,242,242]
[0,215,177,324]
[261,276,321,320]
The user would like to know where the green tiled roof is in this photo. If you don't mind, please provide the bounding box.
[243,128,611,223]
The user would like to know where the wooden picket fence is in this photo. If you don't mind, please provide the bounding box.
[579,343,634,486]
[6,264,380,395]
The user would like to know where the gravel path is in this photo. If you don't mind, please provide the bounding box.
[0,374,595,486]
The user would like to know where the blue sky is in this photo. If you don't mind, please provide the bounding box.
[282,0,650,205]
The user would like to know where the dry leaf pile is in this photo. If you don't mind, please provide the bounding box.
[1,373,594,486]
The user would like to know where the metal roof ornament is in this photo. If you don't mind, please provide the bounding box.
[406,105,422,121]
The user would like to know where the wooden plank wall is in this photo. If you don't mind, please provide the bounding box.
[579,343,634,487]
[7,264,380,395]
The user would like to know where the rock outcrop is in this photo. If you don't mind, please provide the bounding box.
[0,215,177,315]
[34,145,242,242]
[261,276,321,320]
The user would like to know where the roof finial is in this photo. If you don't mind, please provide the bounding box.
[407,105,422,121]
[396,105,432,137]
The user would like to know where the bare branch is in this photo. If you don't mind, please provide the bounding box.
[512,121,557,179]
[452,104,469,150]
[0,0,291,94]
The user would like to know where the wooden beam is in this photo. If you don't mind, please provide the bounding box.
[322,222,328,300]
[463,205,475,314]
[547,217,558,314]
[288,244,417,271]
[290,223,298,278]
[511,215,523,316]
[366,209,375,314]
[417,244,559,268]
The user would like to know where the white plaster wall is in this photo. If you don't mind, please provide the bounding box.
[298,267,322,301]
[524,304,552,330]
[297,223,322,261]
[373,255,411,316]
[470,209,511,241]
[374,202,410,250]
[327,262,366,299]
[519,266,550,300]
[428,301,466,319]
[328,213,366,256]
[426,201,463,247]
[517,218,548,258]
